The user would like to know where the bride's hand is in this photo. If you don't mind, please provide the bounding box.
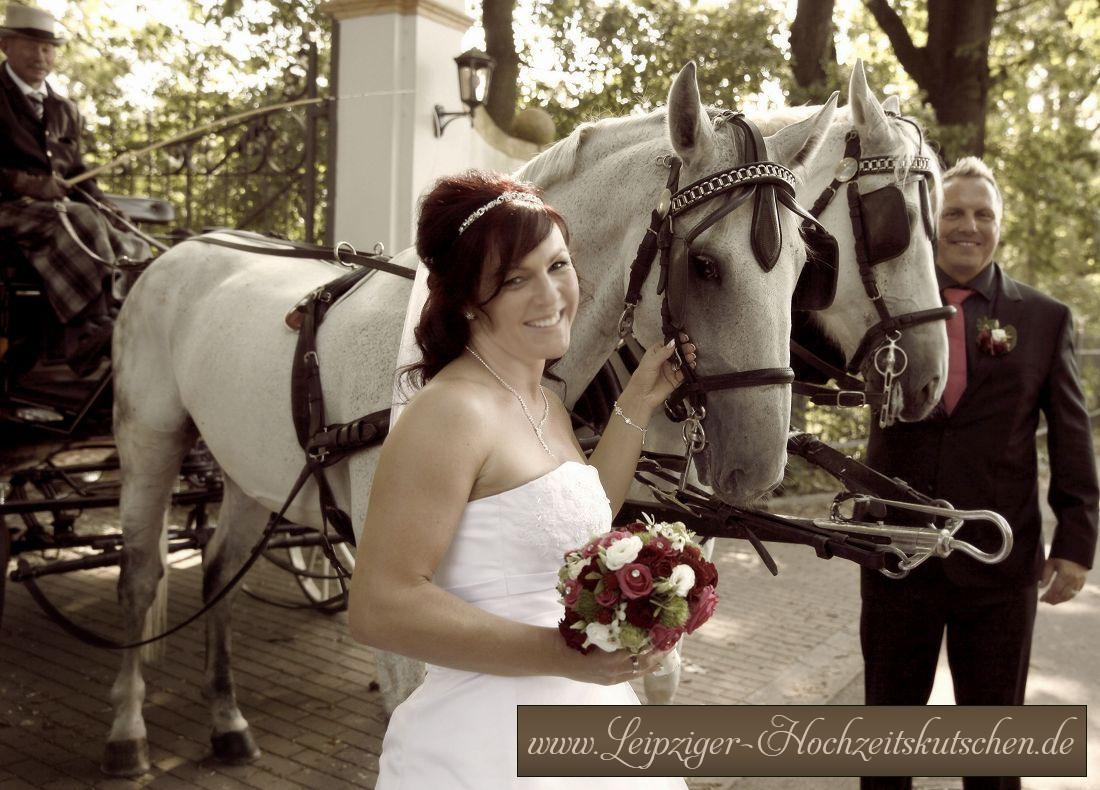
[618,334,698,421]
[559,643,671,685]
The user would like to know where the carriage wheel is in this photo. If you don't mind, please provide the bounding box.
[0,516,11,626]
[284,541,355,613]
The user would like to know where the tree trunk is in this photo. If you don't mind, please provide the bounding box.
[789,0,837,104]
[864,0,997,160]
[483,0,519,132]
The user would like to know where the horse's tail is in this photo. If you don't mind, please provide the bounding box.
[140,528,170,664]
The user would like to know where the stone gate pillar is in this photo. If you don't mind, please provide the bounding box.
[323,0,537,253]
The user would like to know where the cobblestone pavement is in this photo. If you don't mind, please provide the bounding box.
[2,489,1095,789]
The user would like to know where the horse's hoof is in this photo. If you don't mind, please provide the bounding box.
[211,728,261,764]
[101,738,150,777]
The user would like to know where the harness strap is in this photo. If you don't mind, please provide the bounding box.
[668,366,796,399]
[192,233,416,281]
[846,305,956,373]
[623,158,682,311]
[631,457,888,572]
[809,131,862,219]
[787,432,935,506]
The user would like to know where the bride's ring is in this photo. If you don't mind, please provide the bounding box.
[630,655,639,675]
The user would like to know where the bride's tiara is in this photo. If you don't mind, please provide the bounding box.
[457,190,544,237]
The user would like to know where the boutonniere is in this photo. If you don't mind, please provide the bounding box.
[976,316,1017,356]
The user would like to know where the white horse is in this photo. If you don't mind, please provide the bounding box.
[103,63,838,775]
[640,62,949,705]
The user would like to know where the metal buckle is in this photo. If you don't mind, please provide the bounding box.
[835,390,868,408]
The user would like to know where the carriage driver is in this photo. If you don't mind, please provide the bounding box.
[0,4,150,376]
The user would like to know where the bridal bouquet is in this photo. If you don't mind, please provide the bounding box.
[556,518,719,669]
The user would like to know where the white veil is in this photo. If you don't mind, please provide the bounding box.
[389,257,431,431]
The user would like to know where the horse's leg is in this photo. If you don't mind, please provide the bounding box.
[374,652,426,718]
[200,477,264,764]
[104,419,192,777]
[642,538,718,705]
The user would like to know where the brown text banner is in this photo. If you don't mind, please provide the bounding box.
[516,705,1085,777]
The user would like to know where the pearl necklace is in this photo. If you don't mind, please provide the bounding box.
[465,345,555,459]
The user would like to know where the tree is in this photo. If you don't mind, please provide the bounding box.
[484,0,520,131]
[861,0,997,159]
[525,0,786,133]
[788,0,838,104]
[54,0,331,241]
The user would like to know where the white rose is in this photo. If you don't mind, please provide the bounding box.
[667,564,696,596]
[991,328,1007,342]
[655,522,690,551]
[584,622,620,652]
[602,534,643,570]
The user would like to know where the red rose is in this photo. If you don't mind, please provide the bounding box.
[582,540,601,558]
[596,607,614,625]
[650,536,673,554]
[602,572,620,593]
[649,624,684,651]
[616,563,654,600]
[624,598,656,629]
[683,544,701,560]
[636,545,673,579]
[561,579,581,607]
[684,585,719,634]
[621,521,648,534]
[595,587,620,608]
[580,559,602,591]
[558,611,590,653]
[680,552,718,591]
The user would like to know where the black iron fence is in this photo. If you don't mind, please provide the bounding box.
[93,45,327,245]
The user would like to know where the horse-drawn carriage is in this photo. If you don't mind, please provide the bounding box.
[0,197,356,628]
[2,61,1015,778]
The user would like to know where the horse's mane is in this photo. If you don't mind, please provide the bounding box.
[516,108,674,190]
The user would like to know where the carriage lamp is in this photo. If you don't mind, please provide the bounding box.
[433,48,495,137]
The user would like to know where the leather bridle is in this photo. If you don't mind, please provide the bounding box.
[617,111,839,487]
[793,115,954,426]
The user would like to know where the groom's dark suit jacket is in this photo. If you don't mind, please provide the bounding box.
[865,262,1098,589]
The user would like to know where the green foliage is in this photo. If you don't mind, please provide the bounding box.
[526,0,786,131]
[49,0,331,241]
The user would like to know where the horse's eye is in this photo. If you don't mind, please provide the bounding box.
[691,255,720,282]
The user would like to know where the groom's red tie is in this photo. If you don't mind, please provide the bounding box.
[943,287,974,414]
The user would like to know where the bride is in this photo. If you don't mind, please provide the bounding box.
[348,170,695,789]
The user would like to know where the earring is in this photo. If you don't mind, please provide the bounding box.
[464,311,475,320]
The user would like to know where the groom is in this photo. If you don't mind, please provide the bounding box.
[859,157,1098,790]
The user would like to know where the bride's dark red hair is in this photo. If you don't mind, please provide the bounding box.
[402,170,570,389]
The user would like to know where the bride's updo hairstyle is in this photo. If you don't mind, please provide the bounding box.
[406,169,570,387]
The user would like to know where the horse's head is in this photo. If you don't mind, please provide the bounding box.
[629,63,837,502]
[799,61,948,422]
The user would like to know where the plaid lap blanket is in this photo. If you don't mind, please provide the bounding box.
[0,198,150,323]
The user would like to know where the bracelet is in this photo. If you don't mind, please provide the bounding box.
[612,401,647,442]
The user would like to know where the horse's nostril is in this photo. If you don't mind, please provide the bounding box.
[921,375,942,399]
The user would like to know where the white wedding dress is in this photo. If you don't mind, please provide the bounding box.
[375,460,687,789]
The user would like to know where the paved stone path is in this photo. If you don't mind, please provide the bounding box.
[2,489,1094,789]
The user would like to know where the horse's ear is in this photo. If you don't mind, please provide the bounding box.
[764,92,838,176]
[882,94,901,116]
[667,62,716,165]
[848,60,891,145]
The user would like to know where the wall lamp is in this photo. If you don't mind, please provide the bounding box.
[433,48,495,137]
